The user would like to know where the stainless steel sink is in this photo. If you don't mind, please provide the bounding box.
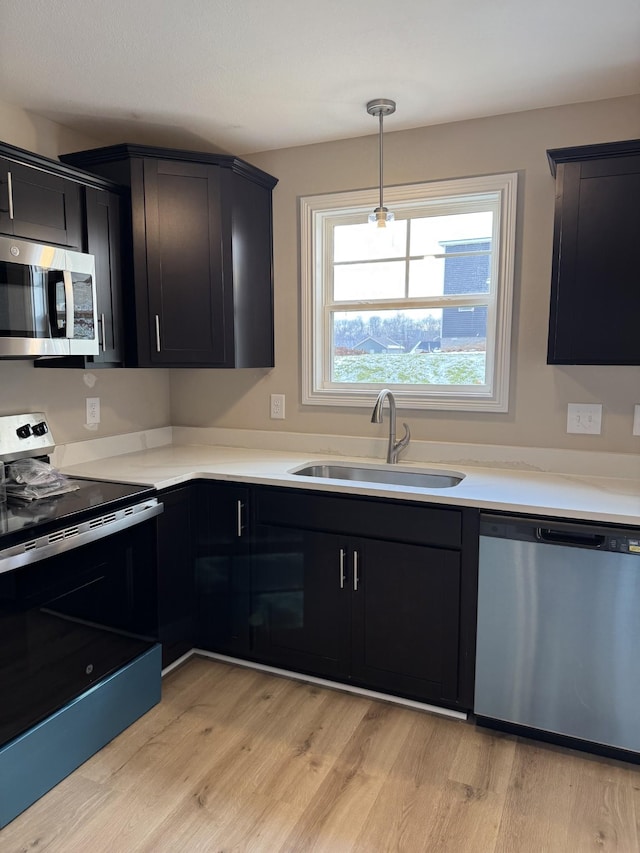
[291,462,464,489]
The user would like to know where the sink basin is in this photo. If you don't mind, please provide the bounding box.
[291,462,464,489]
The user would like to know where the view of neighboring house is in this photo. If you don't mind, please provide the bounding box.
[352,335,403,354]
[441,239,490,349]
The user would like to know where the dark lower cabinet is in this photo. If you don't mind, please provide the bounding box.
[192,481,478,711]
[350,539,461,703]
[157,485,195,667]
[250,486,477,710]
[251,527,351,679]
[195,481,251,656]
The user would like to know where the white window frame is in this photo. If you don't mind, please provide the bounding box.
[300,172,518,412]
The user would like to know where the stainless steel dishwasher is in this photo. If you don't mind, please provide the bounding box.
[474,513,640,757]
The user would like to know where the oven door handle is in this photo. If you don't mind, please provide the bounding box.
[0,498,163,575]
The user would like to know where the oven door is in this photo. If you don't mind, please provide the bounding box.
[0,236,98,357]
[0,516,159,748]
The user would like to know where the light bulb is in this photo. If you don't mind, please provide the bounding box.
[369,207,395,228]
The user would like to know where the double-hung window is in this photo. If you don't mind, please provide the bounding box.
[300,172,517,411]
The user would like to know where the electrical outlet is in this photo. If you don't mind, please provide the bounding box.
[270,393,285,419]
[633,405,640,436]
[86,397,100,425]
[567,403,601,435]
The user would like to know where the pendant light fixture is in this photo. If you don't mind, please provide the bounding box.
[367,98,396,228]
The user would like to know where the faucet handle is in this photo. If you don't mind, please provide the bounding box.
[397,423,411,451]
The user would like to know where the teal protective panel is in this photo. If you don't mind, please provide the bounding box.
[0,644,161,828]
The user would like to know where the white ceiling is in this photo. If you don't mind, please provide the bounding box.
[1,0,639,155]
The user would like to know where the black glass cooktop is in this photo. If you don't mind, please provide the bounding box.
[0,478,155,550]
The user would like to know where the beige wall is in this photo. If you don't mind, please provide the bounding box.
[170,95,640,454]
[2,96,639,452]
[0,99,171,444]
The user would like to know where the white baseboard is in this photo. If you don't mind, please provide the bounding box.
[162,647,467,722]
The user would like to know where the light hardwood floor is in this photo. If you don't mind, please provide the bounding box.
[2,656,639,852]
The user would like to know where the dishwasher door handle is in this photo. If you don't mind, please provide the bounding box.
[535,528,606,548]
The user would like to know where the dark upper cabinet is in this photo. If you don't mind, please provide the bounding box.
[144,159,226,365]
[0,150,82,249]
[547,140,640,365]
[84,186,124,365]
[60,144,278,368]
[34,185,125,369]
[0,140,126,369]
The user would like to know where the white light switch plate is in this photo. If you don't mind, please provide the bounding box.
[567,403,602,435]
[633,405,640,436]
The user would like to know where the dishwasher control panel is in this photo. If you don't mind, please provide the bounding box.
[480,513,640,554]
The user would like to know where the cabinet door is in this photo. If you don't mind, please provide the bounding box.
[195,482,251,656]
[0,159,82,248]
[157,486,195,667]
[143,160,226,365]
[350,538,461,704]
[548,154,640,364]
[251,524,351,679]
[226,169,274,368]
[84,187,123,365]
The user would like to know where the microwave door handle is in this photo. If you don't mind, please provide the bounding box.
[7,171,14,219]
[63,269,74,338]
[47,276,64,336]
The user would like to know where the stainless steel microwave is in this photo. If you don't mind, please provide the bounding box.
[0,235,98,358]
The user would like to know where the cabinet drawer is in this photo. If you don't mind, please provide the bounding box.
[254,487,462,549]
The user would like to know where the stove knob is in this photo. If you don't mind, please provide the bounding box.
[32,421,49,437]
[16,424,32,439]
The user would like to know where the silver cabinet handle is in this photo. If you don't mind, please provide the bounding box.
[236,500,244,537]
[339,548,346,589]
[155,314,161,352]
[100,313,106,352]
[7,171,14,219]
[353,550,359,591]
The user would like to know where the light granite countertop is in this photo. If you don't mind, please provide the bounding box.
[59,440,640,527]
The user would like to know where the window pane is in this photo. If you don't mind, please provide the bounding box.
[331,308,487,385]
[408,244,491,297]
[410,212,493,257]
[333,261,405,301]
[334,220,407,262]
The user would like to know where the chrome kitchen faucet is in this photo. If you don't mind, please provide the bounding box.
[370,389,410,464]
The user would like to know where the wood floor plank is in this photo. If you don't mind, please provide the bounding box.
[3,658,640,853]
[448,723,517,795]
[352,712,463,852]
[0,775,111,853]
[566,776,638,851]
[494,740,579,853]
[280,702,417,852]
[252,688,371,810]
